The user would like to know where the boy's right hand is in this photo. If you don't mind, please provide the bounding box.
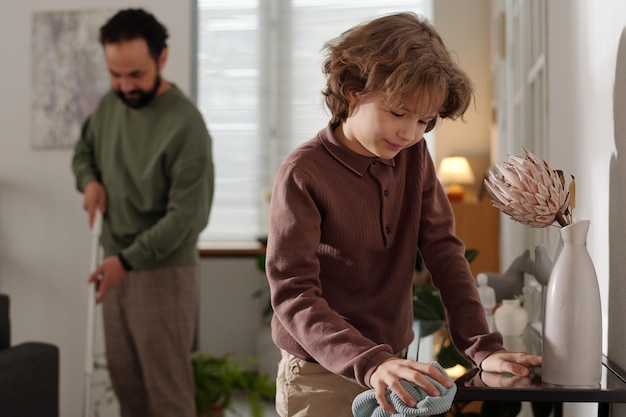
[369,358,453,414]
[83,181,107,227]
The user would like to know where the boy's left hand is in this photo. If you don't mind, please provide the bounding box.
[480,350,542,376]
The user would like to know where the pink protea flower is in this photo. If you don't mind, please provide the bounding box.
[484,147,574,228]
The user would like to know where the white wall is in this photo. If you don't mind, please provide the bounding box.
[197,257,268,358]
[610,19,626,417]
[0,1,193,416]
[544,1,626,416]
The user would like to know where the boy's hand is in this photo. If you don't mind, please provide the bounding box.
[480,350,542,376]
[369,358,453,414]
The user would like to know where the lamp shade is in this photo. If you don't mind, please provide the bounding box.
[437,156,476,185]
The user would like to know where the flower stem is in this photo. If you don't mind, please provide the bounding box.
[555,212,569,227]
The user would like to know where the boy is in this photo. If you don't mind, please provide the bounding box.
[265,12,540,417]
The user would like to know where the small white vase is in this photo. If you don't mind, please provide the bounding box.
[494,299,528,336]
[542,220,602,386]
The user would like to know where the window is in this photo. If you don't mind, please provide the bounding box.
[196,0,433,241]
[493,0,548,261]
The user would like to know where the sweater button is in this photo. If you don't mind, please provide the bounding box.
[385,225,391,234]
[383,190,389,197]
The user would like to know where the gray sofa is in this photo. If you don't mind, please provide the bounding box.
[0,294,59,417]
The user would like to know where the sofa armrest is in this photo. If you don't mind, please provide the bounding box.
[0,295,9,350]
[0,342,59,417]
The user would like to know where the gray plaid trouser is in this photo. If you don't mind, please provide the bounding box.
[102,266,198,417]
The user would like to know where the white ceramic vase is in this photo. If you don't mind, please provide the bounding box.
[542,220,602,386]
[494,299,528,336]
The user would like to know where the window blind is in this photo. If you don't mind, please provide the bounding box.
[196,0,433,241]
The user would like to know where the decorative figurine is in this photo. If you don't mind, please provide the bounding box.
[476,273,496,332]
[480,249,534,302]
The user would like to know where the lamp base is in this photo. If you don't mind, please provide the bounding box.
[446,184,465,202]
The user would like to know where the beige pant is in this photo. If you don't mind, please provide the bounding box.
[102,266,198,417]
[275,350,367,417]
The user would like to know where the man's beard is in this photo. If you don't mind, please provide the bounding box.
[116,75,161,109]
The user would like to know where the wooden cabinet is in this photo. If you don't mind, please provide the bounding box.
[450,199,500,277]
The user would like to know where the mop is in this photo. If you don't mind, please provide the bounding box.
[83,210,103,417]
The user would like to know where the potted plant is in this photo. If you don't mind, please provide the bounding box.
[412,249,478,369]
[252,253,284,380]
[192,352,276,417]
[253,254,273,321]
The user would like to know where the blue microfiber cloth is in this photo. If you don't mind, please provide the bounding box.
[352,361,457,417]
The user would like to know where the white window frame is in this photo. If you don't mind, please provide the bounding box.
[493,0,549,264]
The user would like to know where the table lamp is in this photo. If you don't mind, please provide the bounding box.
[437,156,475,202]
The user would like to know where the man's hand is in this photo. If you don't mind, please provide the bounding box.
[481,350,542,376]
[89,256,126,303]
[369,358,453,414]
[83,181,107,227]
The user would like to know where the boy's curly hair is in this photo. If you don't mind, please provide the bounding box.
[322,12,473,132]
[99,9,169,62]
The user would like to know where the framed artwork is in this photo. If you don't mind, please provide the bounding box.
[30,8,114,149]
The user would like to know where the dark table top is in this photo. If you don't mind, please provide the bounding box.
[454,355,626,403]
[416,320,626,404]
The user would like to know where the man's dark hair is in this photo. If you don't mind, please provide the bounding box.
[99,8,169,61]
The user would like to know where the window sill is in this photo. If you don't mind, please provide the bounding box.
[197,240,265,257]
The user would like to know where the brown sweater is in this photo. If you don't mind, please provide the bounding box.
[266,122,504,388]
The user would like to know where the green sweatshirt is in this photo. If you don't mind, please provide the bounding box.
[72,85,214,270]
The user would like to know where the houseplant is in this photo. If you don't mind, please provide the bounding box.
[92,353,117,417]
[253,254,273,321]
[252,253,283,380]
[412,249,478,370]
[192,352,276,417]
[91,351,276,417]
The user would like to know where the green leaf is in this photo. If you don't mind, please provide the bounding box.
[412,301,442,321]
[415,250,425,272]
[257,255,266,273]
[192,353,276,415]
[464,249,479,264]
[413,285,445,320]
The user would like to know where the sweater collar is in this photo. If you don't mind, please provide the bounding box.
[317,122,396,177]
[114,83,180,111]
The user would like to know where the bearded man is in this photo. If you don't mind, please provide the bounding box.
[71,8,214,417]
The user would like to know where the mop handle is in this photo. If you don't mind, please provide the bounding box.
[90,210,103,272]
[85,209,102,373]
[84,209,103,417]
